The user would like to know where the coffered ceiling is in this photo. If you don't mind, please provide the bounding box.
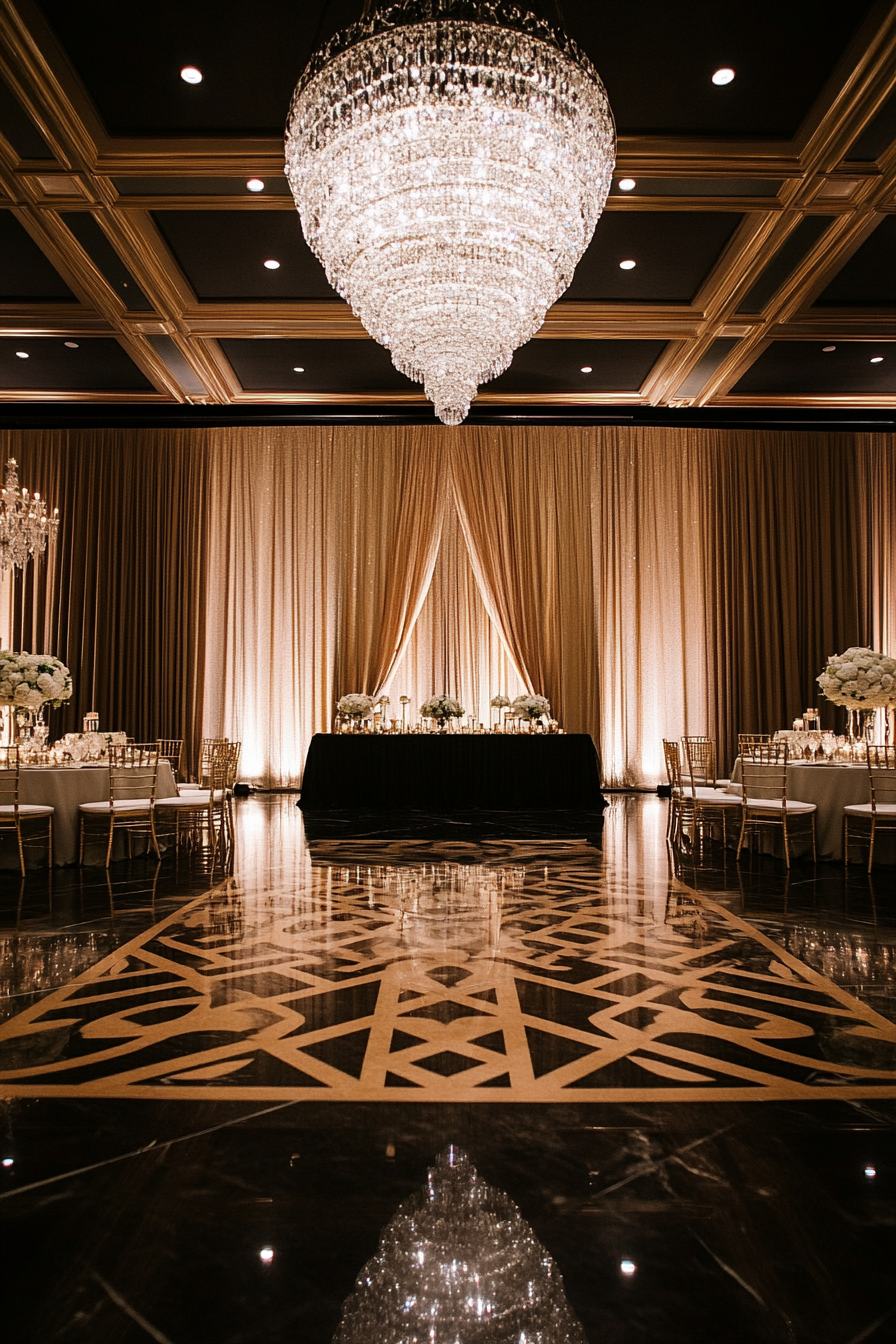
[1,0,895,414]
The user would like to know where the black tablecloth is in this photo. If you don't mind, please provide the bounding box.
[298,733,604,810]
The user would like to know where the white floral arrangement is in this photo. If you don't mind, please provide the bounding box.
[420,694,465,720]
[0,651,72,711]
[512,694,552,721]
[817,647,896,709]
[490,694,511,708]
[336,693,376,718]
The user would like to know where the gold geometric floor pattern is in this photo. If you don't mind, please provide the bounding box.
[2,849,896,1102]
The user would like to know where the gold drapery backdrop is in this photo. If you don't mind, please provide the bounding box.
[1,426,892,788]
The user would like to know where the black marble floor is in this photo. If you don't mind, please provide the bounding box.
[1,793,895,1344]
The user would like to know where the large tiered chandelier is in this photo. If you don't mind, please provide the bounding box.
[0,459,59,574]
[286,0,615,425]
[334,1146,587,1342]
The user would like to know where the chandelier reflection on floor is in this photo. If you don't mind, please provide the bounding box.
[334,1146,587,1343]
[286,0,615,425]
[0,459,59,573]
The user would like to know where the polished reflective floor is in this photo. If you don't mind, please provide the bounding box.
[2,794,895,1343]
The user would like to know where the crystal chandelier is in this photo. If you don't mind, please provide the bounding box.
[334,1146,587,1342]
[286,0,615,425]
[0,459,59,574]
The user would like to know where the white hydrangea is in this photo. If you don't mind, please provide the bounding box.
[818,647,896,709]
[0,651,72,708]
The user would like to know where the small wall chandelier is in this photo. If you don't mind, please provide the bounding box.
[286,0,615,425]
[0,459,59,574]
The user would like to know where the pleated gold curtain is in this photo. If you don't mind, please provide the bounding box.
[448,427,599,742]
[0,429,208,776]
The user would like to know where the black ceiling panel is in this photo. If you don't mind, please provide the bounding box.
[611,177,781,198]
[812,217,896,307]
[846,91,896,162]
[566,212,742,303]
[675,338,739,398]
[61,213,152,310]
[153,209,332,300]
[0,211,75,300]
[0,338,154,391]
[36,0,875,139]
[221,338,417,392]
[487,339,666,393]
[0,73,54,159]
[739,216,833,314]
[732,342,895,395]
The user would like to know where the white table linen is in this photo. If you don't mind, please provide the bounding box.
[0,762,178,867]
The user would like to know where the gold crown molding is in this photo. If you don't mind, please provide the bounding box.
[0,306,111,336]
[717,393,896,409]
[0,389,173,402]
[776,313,896,338]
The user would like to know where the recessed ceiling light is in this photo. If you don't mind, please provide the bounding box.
[619,259,636,270]
[822,345,836,352]
[259,1247,275,1264]
[620,1260,636,1276]
[180,66,203,84]
[263,259,281,270]
[712,68,735,86]
[15,351,28,359]
[618,178,636,192]
[865,1166,877,1178]
[580,365,593,373]
[293,366,305,373]
[870,356,884,363]
[64,341,79,349]
[246,179,265,192]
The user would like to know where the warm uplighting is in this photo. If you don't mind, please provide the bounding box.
[712,68,735,85]
[581,366,593,373]
[618,178,637,191]
[246,179,265,192]
[263,259,281,270]
[180,66,203,84]
[259,1247,275,1264]
[620,1259,637,1276]
[619,259,637,271]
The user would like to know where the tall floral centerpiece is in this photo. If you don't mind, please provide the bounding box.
[817,647,896,742]
[0,651,72,741]
[490,693,511,730]
[335,693,375,731]
[420,694,465,731]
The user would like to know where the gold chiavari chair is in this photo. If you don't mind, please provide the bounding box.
[682,736,730,788]
[179,737,229,793]
[79,743,161,867]
[843,745,896,872]
[664,739,739,853]
[736,746,817,869]
[738,733,772,758]
[156,738,183,781]
[0,745,54,874]
[154,744,231,865]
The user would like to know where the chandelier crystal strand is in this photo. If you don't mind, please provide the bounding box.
[286,0,615,425]
[0,459,59,574]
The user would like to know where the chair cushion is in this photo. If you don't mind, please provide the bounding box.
[155,791,225,807]
[79,799,153,813]
[178,783,203,791]
[744,798,816,813]
[0,803,54,816]
[688,787,741,804]
[843,802,896,816]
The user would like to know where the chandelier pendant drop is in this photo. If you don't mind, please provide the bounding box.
[286,0,615,425]
[0,459,59,574]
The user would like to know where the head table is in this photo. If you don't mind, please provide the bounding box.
[0,761,178,868]
[728,758,893,863]
[298,733,604,811]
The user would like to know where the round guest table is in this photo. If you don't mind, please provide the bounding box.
[0,761,178,867]
[728,759,887,862]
